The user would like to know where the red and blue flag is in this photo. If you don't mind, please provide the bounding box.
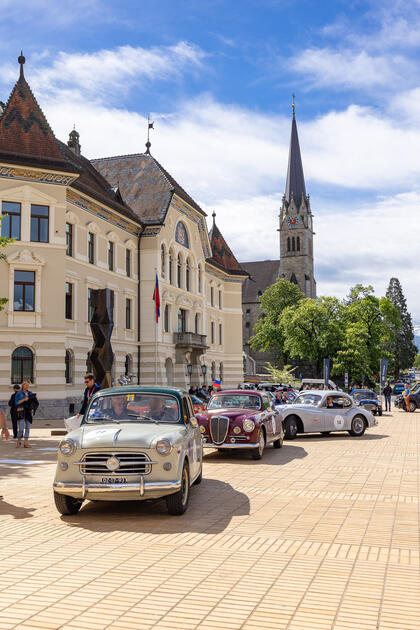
[212,379,221,389]
[153,273,160,322]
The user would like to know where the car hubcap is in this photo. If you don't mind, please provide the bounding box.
[181,468,189,507]
[354,418,364,433]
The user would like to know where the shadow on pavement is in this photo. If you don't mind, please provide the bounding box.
[290,433,389,443]
[61,478,250,535]
[203,444,307,465]
[0,437,58,478]
[0,498,36,519]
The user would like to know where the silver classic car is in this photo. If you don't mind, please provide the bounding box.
[279,390,378,439]
[53,387,203,516]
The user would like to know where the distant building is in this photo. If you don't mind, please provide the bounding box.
[241,106,316,375]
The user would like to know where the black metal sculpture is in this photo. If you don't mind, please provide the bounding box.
[89,289,114,389]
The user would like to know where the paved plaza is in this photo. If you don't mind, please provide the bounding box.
[0,408,419,630]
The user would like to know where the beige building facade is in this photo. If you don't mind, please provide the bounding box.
[0,56,247,417]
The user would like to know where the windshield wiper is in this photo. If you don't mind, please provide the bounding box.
[128,413,159,424]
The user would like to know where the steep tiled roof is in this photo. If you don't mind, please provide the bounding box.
[92,153,206,224]
[240,260,280,302]
[0,64,74,172]
[207,219,248,276]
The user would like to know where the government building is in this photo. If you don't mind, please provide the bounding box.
[0,55,247,417]
[242,104,316,375]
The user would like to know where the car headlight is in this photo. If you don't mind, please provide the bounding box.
[233,426,241,434]
[243,419,255,433]
[59,439,75,456]
[199,425,206,433]
[156,439,172,455]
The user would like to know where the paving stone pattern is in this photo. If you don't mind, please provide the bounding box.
[0,410,419,629]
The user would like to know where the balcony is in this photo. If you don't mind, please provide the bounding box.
[173,332,208,349]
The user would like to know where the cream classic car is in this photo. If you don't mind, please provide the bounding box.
[53,387,203,516]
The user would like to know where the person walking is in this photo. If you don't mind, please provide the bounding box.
[78,373,100,418]
[14,382,35,448]
[383,382,392,412]
[8,384,20,439]
[403,383,411,412]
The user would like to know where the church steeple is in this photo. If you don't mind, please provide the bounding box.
[285,105,306,206]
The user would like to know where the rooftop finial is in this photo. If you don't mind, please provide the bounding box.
[212,211,216,226]
[18,50,25,78]
[145,114,154,154]
[292,92,295,119]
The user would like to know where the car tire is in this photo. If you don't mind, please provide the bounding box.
[321,432,331,436]
[409,401,416,412]
[378,409,383,416]
[251,430,265,460]
[166,461,190,515]
[348,415,366,437]
[273,436,283,448]
[53,491,83,515]
[284,416,298,440]
[193,462,203,485]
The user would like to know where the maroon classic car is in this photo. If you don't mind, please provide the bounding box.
[196,390,284,460]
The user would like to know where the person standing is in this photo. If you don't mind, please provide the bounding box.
[383,382,392,412]
[78,373,100,418]
[8,384,20,439]
[14,382,34,448]
[403,383,411,412]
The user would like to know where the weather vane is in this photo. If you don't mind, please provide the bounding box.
[145,114,154,154]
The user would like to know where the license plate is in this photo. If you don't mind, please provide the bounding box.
[101,477,127,484]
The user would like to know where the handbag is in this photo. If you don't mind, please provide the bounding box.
[16,408,24,421]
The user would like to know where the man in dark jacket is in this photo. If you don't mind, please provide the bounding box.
[8,384,20,439]
[78,373,100,418]
[383,382,392,412]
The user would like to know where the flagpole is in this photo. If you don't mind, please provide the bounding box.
[154,267,158,385]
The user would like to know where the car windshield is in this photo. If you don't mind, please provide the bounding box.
[353,390,377,400]
[86,393,180,424]
[208,394,262,410]
[294,393,322,406]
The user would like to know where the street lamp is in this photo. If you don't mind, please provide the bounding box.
[201,363,207,385]
[187,363,193,385]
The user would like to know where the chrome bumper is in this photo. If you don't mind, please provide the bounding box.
[53,478,181,499]
[203,442,259,449]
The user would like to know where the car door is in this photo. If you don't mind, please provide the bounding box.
[260,394,275,442]
[322,394,353,431]
[183,396,201,479]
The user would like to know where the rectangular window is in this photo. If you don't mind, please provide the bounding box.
[30,204,49,242]
[219,323,222,345]
[87,288,94,322]
[218,290,222,309]
[126,248,131,277]
[211,321,215,344]
[66,223,73,256]
[108,241,114,271]
[14,270,35,311]
[65,282,73,319]
[210,287,214,307]
[178,309,186,333]
[1,201,21,240]
[164,305,170,333]
[125,298,132,329]
[88,232,95,264]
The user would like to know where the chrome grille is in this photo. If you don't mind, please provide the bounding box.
[80,452,151,475]
[210,416,229,445]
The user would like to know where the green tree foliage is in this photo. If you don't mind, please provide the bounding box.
[249,279,303,358]
[0,215,12,311]
[385,278,417,376]
[332,323,372,384]
[413,354,420,370]
[264,362,297,384]
[280,297,346,376]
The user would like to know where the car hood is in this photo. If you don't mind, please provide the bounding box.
[199,408,256,420]
[69,422,184,450]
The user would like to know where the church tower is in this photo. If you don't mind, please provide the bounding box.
[279,103,316,298]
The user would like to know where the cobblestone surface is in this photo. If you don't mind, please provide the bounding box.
[0,409,419,629]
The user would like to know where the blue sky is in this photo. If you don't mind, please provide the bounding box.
[1,0,420,321]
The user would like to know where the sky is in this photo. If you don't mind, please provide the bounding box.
[1,0,420,321]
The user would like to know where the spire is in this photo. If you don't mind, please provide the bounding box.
[145,114,153,154]
[285,98,306,205]
[18,51,25,79]
[212,210,216,227]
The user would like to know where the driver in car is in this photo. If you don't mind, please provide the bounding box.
[149,397,177,422]
[326,396,339,408]
[107,396,128,420]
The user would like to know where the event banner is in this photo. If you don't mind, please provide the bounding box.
[380,359,389,389]
[323,358,331,388]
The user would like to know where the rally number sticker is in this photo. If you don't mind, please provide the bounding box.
[334,414,345,429]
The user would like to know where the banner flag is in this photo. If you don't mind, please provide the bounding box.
[152,273,160,323]
[380,359,389,389]
[323,358,331,388]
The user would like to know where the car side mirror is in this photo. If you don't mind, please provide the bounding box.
[189,417,198,428]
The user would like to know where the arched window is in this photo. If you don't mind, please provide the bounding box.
[287,237,290,252]
[125,354,132,376]
[292,237,295,251]
[177,254,182,288]
[195,313,200,334]
[297,236,300,251]
[161,244,166,278]
[164,305,170,332]
[186,258,191,291]
[11,347,33,384]
[211,361,216,381]
[65,350,73,384]
[169,249,174,285]
[219,362,223,382]
[198,264,202,293]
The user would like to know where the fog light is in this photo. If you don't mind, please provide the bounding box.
[233,426,241,434]
[60,462,68,471]
[163,462,172,471]
[230,437,236,443]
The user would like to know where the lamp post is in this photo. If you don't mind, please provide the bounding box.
[201,363,207,385]
[187,363,193,386]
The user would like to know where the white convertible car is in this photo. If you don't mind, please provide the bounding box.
[280,390,378,439]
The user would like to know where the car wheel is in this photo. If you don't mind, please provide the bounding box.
[378,409,383,416]
[321,432,331,436]
[193,462,203,485]
[273,436,283,448]
[252,430,265,460]
[409,401,416,412]
[348,415,366,437]
[284,416,298,440]
[166,461,190,515]
[53,491,83,515]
